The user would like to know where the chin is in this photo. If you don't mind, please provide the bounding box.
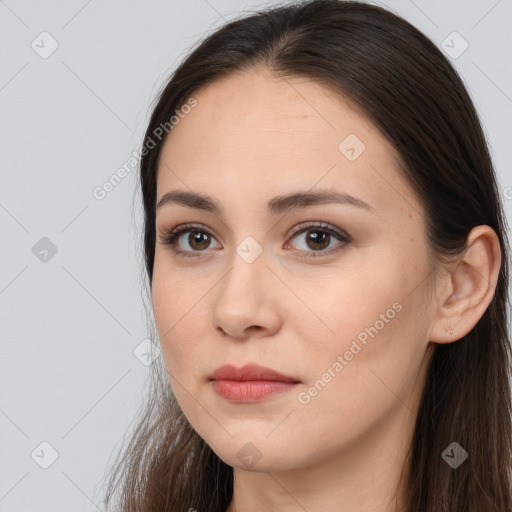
[206,436,305,473]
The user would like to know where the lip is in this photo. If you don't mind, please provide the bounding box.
[210,364,301,403]
[210,363,299,382]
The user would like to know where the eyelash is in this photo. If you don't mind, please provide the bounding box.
[158,221,351,259]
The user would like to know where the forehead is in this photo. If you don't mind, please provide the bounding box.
[156,66,420,220]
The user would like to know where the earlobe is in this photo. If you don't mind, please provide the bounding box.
[429,225,501,344]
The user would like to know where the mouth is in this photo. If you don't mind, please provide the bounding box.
[209,363,301,403]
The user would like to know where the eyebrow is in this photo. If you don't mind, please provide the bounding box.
[156,188,376,216]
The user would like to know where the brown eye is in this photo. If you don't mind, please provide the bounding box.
[285,222,350,258]
[303,230,331,251]
[187,231,212,251]
[159,224,221,258]
[160,221,350,259]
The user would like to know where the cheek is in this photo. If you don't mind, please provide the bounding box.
[151,260,206,379]
[285,293,423,463]
[291,254,398,353]
[295,250,424,392]
[301,259,429,418]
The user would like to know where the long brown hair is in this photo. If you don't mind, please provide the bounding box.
[101,1,512,510]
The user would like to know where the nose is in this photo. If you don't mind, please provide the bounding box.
[210,247,282,340]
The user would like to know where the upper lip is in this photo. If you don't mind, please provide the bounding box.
[210,364,300,383]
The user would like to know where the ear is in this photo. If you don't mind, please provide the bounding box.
[429,225,501,344]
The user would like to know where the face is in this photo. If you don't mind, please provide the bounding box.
[152,66,436,473]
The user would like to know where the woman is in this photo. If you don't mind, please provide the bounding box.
[103,1,512,510]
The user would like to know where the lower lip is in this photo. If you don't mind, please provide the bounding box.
[211,380,298,402]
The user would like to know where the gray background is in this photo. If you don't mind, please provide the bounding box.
[1,0,511,510]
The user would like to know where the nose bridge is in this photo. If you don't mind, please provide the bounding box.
[211,236,281,337]
[220,235,268,303]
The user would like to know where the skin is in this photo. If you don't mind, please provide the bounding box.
[151,65,501,512]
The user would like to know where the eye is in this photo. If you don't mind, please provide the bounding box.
[284,221,350,258]
[157,221,350,259]
[157,223,220,258]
